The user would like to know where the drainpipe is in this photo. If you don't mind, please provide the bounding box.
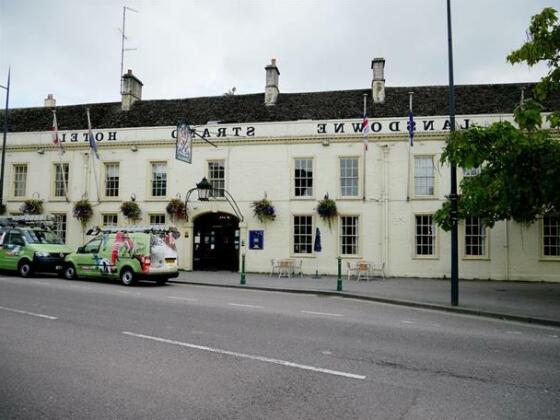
[382,145,390,273]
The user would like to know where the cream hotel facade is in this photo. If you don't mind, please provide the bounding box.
[2,59,559,281]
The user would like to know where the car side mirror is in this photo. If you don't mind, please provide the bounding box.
[77,246,85,253]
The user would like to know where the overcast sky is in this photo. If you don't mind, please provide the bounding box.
[0,0,554,109]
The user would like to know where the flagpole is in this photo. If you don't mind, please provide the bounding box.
[406,91,413,201]
[362,94,368,202]
[86,108,101,202]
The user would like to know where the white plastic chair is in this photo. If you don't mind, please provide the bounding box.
[346,261,358,281]
[270,259,281,276]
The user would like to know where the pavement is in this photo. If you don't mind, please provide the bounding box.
[171,271,560,327]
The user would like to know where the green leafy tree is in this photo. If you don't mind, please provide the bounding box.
[435,7,560,231]
[507,7,560,128]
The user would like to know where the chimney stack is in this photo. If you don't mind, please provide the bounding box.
[121,69,143,111]
[371,58,385,104]
[44,94,56,108]
[264,58,280,106]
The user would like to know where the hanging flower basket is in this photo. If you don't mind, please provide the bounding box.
[317,195,338,228]
[72,199,93,227]
[251,198,276,223]
[120,200,141,222]
[20,199,43,215]
[166,198,187,222]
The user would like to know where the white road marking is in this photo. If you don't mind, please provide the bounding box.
[228,303,264,309]
[401,320,415,324]
[167,296,198,302]
[301,310,343,317]
[122,331,365,380]
[0,305,57,320]
[506,331,523,335]
[118,290,130,294]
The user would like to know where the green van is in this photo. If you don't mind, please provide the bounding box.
[0,215,73,277]
[63,225,180,286]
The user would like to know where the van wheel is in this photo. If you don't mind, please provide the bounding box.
[18,261,34,278]
[120,268,136,286]
[64,264,77,280]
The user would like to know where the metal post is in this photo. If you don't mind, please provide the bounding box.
[240,254,246,285]
[447,0,459,306]
[0,68,11,212]
[336,257,342,291]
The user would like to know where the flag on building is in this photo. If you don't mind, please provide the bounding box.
[362,112,369,151]
[86,108,99,159]
[407,110,415,146]
[51,110,64,154]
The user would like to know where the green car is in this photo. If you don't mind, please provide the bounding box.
[0,215,73,277]
[63,225,179,286]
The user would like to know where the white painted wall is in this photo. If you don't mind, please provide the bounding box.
[3,118,559,282]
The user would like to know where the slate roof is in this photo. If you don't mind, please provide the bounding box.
[1,83,558,133]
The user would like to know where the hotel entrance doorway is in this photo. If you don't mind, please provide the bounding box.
[193,212,240,271]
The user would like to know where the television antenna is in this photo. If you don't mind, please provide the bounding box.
[119,6,138,95]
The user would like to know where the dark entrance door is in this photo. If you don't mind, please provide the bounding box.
[193,212,240,271]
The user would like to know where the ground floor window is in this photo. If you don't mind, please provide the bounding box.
[150,214,166,225]
[340,216,359,255]
[102,213,118,227]
[52,213,67,242]
[293,215,313,254]
[415,214,435,257]
[465,216,487,257]
[543,215,560,257]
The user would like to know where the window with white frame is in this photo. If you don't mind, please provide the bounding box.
[150,214,166,225]
[463,166,481,177]
[293,215,313,254]
[53,213,67,242]
[104,163,119,197]
[340,216,359,255]
[208,161,225,198]
[340,158,359,197]
[294,158,313,197]
[13,164,27,197]
[54,163,69,197]
[465,216,487,257]
[102,214,118,227]
[151,162,167,197]
[415,215,436,256]
[543,215,560,257]
[414,156,434,196]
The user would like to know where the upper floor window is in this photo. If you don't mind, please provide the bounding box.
[340,158,359,197]
[340,216,359,255]
[414,156,434,196]
[151,162,167,197]
[463,166,481,177]
[465,216,487,257]
[294,158,313,197]
[415,214,436,257]
[54,163,69,197]
[13,164,27,197]
[104,163,120,197]
[543,215,560,257]
[293,215,313,254]
[208,161,225,198]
